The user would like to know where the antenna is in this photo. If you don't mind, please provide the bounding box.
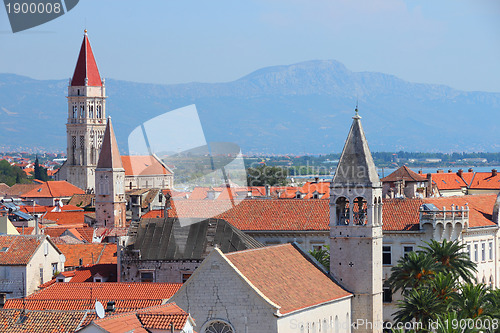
[95,301,105,319]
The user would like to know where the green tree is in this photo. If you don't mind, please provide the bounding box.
[246,165,288,187]
[451,283,490,319]
[419,239,477,284]
[33,155,48,181]
[388,251,439,293]
[309,246,330,270]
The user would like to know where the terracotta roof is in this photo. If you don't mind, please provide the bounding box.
[424,195,497,228]
[20,204,84,214]
[169,199,329,231]
[121,155,171,176]
[225,243,351,314]
[0,235,46,265]
[23,181,85,198]
[16,226,35,235]
[468,171,500,190]
[382,198,423,231]
[56,243,117,267]
[76,227,95,243]
[71,32,102,86]
[382,194,498,231]
[0,309,95,333]
[4,183,40,197]
[381,166,427,182]
[460,172,475,186]
[67,193,95,208]
[90,311,147,332]
[426,172,468,190]
[135,303,189,330]
[0,183,10,194]
[97,119,123,169]
[28,282,181,301]
[3,299,160,311]
[42,211,87,225]
[38,264,117,289]
[141,209,164,219]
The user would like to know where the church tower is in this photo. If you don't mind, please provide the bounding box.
[62,30,107,191]
[329,108,383,332]
[95,118,126,228]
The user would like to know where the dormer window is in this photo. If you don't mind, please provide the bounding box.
[0,247,8,252]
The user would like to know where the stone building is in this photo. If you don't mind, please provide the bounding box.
[0,235,64,299]
[170,243,352,333]
[57,30,107,192]
[94,118,127,228]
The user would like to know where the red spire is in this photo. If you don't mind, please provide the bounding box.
[71,30,102,87]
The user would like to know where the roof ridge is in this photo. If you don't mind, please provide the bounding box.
[225,243,290,257]
[95,243,107,264]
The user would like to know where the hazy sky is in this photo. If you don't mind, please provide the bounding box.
[1,0,499,92]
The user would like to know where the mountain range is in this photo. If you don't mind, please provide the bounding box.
[1,60,499,154]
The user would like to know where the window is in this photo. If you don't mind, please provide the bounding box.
[96,105,101,118]
[312,244,324,251]
[474,243,478,262]
[383,283,392,303]
[489,241,493,260]
[51,263,58,276]
[403,245,414,257]
[203,320,234,333]
[466,243,471,259]
[95,278,101,282]
[182,273,192,283]
[39,268,44,284]
[72,105,77,118]
[383,246,391,265]
[140,271,154,282]
[482,243,486,261]
[80,105,84,118]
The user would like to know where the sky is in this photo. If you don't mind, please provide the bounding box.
[0,0,500,92]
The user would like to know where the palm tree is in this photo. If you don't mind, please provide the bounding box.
[451,283,489,319]
[430,272,457,302]
[309,245,329,270]
[394,287,447,331]
[420,239,477,283]
[388,251,439,294]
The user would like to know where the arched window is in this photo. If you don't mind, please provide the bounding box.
[89,105,94,118]
[96,105,102,118]
[203,320,234,333]
[80,105,85,118]
[72,105,77,118]
[353,197,367,225]
[334,315,339,333]
[336,197,350,225]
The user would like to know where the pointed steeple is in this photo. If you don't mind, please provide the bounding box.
[97,118,123,169]
[71,30,102,87]
[333,107,381,187]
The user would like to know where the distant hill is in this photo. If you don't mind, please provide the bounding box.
[0,60,499,154]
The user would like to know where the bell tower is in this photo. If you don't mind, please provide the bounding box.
[61,30,107,192]
[329,108,383,332]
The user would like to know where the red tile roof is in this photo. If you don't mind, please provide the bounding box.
[15,226,35,235]
[121,155,172,176]
[28,282,181,301]
[0,309,95,333]
[382,194,498,231]
[169,199,330,231]
[0,235,45,265]
[71,32,102,86]
[381,166,427,182]
[23,181,85,198]
[3,299,161,311]
[426,172,468,190]
[56,243,117,267]
[3,183,40,197]
[225,244,351,314]
[88,303,190,332]
[42,211,87,225]
[469,171,500,190]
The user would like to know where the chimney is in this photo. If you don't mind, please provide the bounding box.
[468,168,473,172]
[457,169,463,177]
[448,169,452,173]
[314,177,319,183]
[418,170,423,174]
[437,169,444,174]
[265,185,270,197]
[206,188,216,200]
[493,169,498,177]
[427,173,432,197]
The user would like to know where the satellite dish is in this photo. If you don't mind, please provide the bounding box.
[59,254,66,264]
[95,301,105,319]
